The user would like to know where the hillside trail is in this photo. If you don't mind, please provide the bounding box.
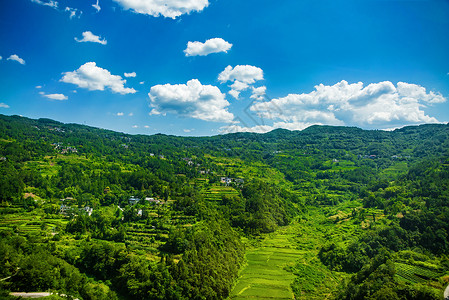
[229,223,304,300]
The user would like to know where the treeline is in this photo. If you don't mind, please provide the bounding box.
[0,231,117,300]
[68,219,243,299]
[219,181,297,234]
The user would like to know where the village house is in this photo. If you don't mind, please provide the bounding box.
[81,206,93,216]
[145,197,160,204]
[128,197,140,205]
[220,177,244,186]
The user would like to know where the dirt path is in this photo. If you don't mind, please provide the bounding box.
[10,292,52,298]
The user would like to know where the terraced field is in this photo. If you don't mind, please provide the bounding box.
[395,262,441,283]
[0,208,68,235]
[230,205,361,300]
[230,226,302,299]
[204,186,240,202]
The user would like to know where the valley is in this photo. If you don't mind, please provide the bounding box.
[0,114,449,300]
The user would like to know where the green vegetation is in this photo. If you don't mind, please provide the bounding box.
[1,114,449,299]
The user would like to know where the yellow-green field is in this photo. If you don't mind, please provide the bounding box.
[230,206,363,300]
[230,226,301,299]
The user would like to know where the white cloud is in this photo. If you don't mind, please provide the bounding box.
[36,85,42,89]
[219,65,264,99]
[7,54,25,65]
[117,112,124,116]
[218,65,264,84]
[44,93,68,100]
[61,62,136,95]
[65,7,82,19]
[249,80,445,131]
[0,103,10,108]
[75,31,107,45]
[144,125,150,128]
[183,129,192,133]
[39,91,68,100]
[140,81,145,85]
[228,81,249,99]
[219,124,273,134]
[250,86,267,101]
[0,56,2,60]
[184,38,232,56]
[132,125,138,128]
[124,72,136,78]
[112,0,209,19]
[93,0,101,12]
[396,82,446,104]
[148,79,234,123]
[31,0,58,9]
[128,112,134,116]
[30,0,81,18]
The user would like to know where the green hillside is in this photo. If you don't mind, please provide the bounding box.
[1,114,449,300]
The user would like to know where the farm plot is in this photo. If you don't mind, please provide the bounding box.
[230,226,301,299]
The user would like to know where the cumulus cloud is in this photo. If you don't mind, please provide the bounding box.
[218,65,264,84]
[0,103,10,108]
[39,91,68,100]
[228,81,249,99]
[7,54,25,65]
[75,31,107,45]
[220,124,276,134]
[124,72,136,78]
[184,38,232,56]
[250,86,267,101]
[112,0,209,19]
[249,80,445,131]
[396,82,446,104]
[117,112,124,116]
[61,62,136,94]
[148,79,234,123]
[218,65,264,100]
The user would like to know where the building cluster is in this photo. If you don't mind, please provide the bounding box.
[220,177,244,186]
[59,204,93,216]
[48,127,65,133]
[128,197,161,205]
[51,143,78,154]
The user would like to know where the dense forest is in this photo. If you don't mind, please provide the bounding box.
[0,114,449,299]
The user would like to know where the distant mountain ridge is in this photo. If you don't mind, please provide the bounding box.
[1,114,449,161]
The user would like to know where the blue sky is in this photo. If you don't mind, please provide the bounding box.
[0,0,448,136]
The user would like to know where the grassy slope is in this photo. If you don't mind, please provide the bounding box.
[230,226,301,299]
[230,203,372,300]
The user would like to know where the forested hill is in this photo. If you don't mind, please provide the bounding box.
[1,114,449,160]
[1,114,449,300]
